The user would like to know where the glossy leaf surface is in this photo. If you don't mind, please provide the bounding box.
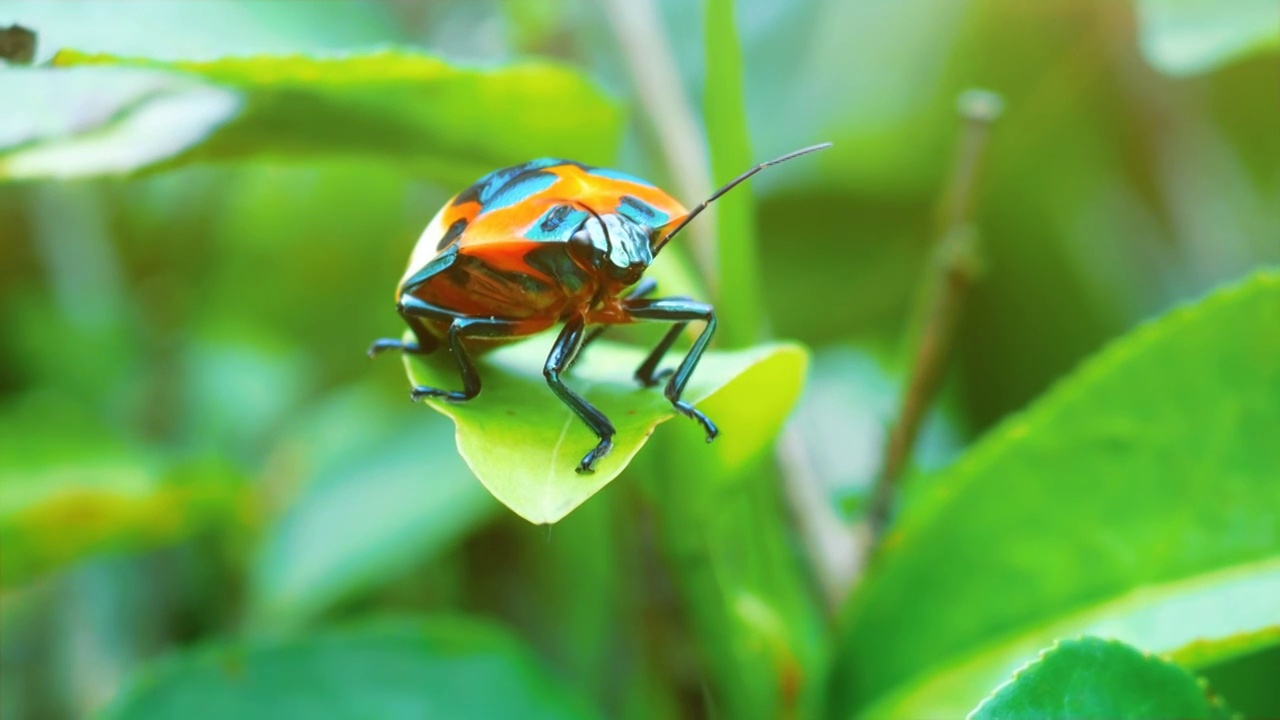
[405,339,807,523]
[969,637,1229,720]
[832,270,1280,717]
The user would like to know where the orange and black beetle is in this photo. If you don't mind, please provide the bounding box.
[370,143,830,473]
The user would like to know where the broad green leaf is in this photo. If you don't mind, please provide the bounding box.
[0,396,244,588]
[1170,626,1280,669]
[6,1,399,64]
[831,269,1280,717]
[0,67,242,180]
[0,50,622,183]
[101,617,597,720]
[1137,0,1280,76]
[405,339,807,524]
[860,562,1280,718]
[969,637,1230,720]
[249,384,496,630]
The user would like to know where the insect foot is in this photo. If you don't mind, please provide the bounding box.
[673,401,719,442]
[575,436,614,474]
[410,386,470,403]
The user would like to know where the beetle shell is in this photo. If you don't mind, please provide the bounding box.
[398,159,687,341]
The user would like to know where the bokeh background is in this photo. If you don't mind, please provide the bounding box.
[1,1,1277,718]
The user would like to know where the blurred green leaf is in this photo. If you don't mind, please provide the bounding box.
[249,384,496,630]
[1171,626,1280,669]
[101,616,598,720]
[969,637,1230,720]
[1137,0,1280,76]
[0,67,241,181]
[0,396,244,588]
[405,339,806,524]
[4,0,400,64]
[0,50,622,184]
[1197,642,1280,719]
[831,269,1280,717]
[786,345,962,514]
[643,375,826,717]
[177,335,313,465]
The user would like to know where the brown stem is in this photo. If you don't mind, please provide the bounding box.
[599,0,718,286]
[863,90,1003,556]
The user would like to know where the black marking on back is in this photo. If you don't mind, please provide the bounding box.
[523,244,590,294]
[619,195,657,221]
[401,243,459,295]
[437,218,467,251]
[445,259,472,288]
[451,158,581,213]
[540,204,574,234]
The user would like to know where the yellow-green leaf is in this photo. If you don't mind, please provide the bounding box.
[405,338,807,524]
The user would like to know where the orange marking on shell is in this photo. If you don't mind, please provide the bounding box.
[551,165,689,221]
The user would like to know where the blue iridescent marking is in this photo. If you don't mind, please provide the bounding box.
[589,167,657,187]
[616,196,669,226]
[526,205,589,241]
[483,172,559,214]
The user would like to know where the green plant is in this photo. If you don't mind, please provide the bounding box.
[1,1,1276,718]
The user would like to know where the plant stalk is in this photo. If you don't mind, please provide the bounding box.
[704,0,766,348]
[864,90,1004,555]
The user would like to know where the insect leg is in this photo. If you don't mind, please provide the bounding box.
[633,322,686,387]
[581,277,659,350]
[623,298,718,441]
[369,248,459,357]
[545,314,616,474]
[367,312,440,358]
[398,295,516,402]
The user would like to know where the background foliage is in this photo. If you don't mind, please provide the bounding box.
[1,1,1276,718]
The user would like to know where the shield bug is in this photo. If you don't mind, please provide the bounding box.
[370,143,830,473]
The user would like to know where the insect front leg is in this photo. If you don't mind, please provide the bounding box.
[545,314,617,474]
[580,278,659,352]
[623,298,719,442]
[397,295,517,403]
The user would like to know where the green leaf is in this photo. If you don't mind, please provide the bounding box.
[969,637,1230,720]
[0,50,622,183]
[1137,0,1280,76]
[101,617,598,720]
[0,67,242,180]
[0,396,244,588]
[831,269,1280,717]
[405,339,807,524]
[1197,643,1280,719]
[248,385,496,630]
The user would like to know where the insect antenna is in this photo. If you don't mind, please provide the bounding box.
[653,141,832,253]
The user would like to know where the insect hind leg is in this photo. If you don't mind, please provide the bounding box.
[396,295,519,403]
[367,306,441,358]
